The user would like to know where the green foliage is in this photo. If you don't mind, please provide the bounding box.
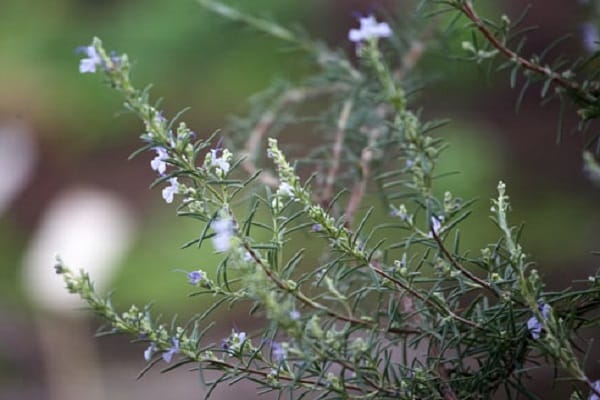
[58,1,600,399]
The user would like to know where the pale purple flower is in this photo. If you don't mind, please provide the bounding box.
[187,270,206,285]
[431,217,441,234]
[589,379,600,400]
[144,342,157,361]
[527,303,551,340]
[154,111,166,125]
[289,310,301,320]
[150,147,168,175]
[210,149,230,175]
[162,338,180,363]
[348,15,392,43]
[582,22,600,53]
[222,330,247,353]
[272,342,287,363]
[391,205,409,221]
[428,216,443,238]
[162,178,179,203]
[78,45,102,73]
[211,216,235,252]
[312,223,323,232]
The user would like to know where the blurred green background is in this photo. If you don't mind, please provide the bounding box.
[1,0,598,399]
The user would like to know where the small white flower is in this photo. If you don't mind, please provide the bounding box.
[277,182,294,197]
[211,216,235,252]
[223,330,247,354]
[348,15,392,43]
[162,178,179,203]
[237,332,247,343]
[208,148,231,176]
[150,147,168,175]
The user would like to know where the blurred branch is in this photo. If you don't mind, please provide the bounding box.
[395,17,439,81]
[241,85,347,188]
[344,127,379,228]
[198,0,361,79]
[321,99,353,204]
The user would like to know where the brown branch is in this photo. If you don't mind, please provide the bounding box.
[458,1,585,97]
[430,228,498,297]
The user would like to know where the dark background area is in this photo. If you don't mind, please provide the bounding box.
[0,0,598,398]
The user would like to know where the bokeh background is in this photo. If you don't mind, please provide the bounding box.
[1,0,599,399]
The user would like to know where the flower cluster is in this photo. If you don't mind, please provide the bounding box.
[221,330,247,354]
[204,148,232,178]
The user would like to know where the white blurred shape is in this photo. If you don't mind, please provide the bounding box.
[0,120,37,215]
[22,187,135,312]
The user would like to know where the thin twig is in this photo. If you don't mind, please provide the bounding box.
[241,85,347,187]
[321,100,353,204]
[430,228,498,297]
[395,17,439,81]
[458,1,590,99]
[344,128,380,228]
[369,261,482,330]
[206,358,366,393]
[243,243,420,335]
[430,342,459,400]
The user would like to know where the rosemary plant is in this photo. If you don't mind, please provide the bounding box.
[58,1,600,398]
